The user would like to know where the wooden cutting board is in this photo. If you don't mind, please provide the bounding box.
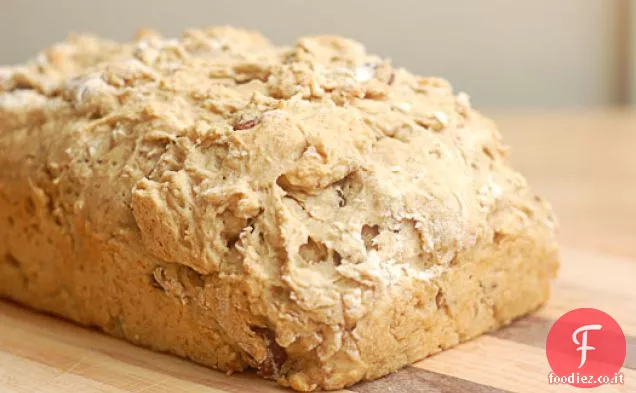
[1,111,635,392]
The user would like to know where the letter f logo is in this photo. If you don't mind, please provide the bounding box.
[572,324,602,368]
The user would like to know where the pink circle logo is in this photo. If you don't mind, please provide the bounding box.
[546,308,626,387]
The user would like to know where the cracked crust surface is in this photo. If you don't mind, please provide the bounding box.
[0,27,559,391]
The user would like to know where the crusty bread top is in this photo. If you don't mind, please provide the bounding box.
[0,27,557,388]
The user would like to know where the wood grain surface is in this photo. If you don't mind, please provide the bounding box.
[1,110,635,392]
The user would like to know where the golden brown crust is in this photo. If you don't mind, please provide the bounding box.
[0,27,559,391]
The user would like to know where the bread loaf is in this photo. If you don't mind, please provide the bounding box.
[0,27,559,391]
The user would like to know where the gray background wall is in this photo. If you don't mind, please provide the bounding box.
[0,0,633,108]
